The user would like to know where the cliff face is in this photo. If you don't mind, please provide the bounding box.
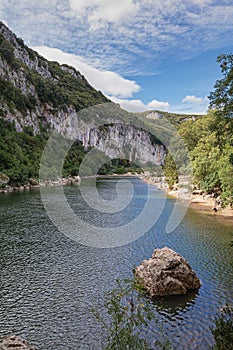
[0,22,166,165]
[81,123,165,165]
[0,21,108,131]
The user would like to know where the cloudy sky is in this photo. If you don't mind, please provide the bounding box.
[1,0,233,113]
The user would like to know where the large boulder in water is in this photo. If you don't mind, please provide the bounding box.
[0,336,37,350]
[135,247,201,297]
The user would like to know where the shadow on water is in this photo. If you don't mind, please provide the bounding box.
[151,289,200,317]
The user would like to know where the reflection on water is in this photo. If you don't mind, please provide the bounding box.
[152,289,200,316]
[0,177,232,350]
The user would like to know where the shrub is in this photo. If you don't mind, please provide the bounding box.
[92,278,172,350]
[211,305,233,350]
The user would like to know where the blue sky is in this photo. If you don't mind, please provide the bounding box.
[1,0,233,114]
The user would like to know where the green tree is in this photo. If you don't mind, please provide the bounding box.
[163,153,178,190]
[190,133,221,192]
[209,54,233,117]
[217,144,233,207]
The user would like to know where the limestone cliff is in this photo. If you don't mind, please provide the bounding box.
[0,22,166,166]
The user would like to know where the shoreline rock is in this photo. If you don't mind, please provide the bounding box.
[135,247,201,297]
[0,175,81,194]
[0,335,37,350]
[140,173,233,220]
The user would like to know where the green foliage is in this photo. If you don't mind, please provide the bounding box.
[98,159,142,176]
[0,119,47,185]
[62,141,87,177]
[26,61,108,112]
[0,77,36,115]
[178,108,233,205]
[0,119,89,186]
[92,278,172,350]
[163,153,178,190]
[209,54,233,117]
[211,305,233,350]
[0,33,20,69]
[0,26,108,115]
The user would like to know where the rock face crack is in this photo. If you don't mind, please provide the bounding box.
[135,247,201,296]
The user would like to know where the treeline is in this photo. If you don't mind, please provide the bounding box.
[164,54,233,207]
[0,119,141,187]
[0,119,88,186]
[179,111,233,206]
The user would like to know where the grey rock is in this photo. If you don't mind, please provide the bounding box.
[0,335,37,350]
[135,247,201,296]
[28,178,39,186]
[0,174,9,185]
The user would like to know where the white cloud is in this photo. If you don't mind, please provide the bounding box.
[182,95,208,104]
[110,97,170,113]
[33,46,140,98]
[69,0,139,29]
[30,44,210,114]
[147,99,170,111]
[3,0,233,75]
[110,97,148,112]
[109,95,208,114]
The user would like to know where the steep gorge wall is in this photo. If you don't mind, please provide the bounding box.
[81,123,166,165]
[0,22,166,166]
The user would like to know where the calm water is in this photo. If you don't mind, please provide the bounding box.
[0,177,232,349]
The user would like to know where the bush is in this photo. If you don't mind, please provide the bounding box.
[211,305,233,350]
[92,278,172,350]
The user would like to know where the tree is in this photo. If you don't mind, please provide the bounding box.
[209,54,233,117]
[190,133,221,192]
[217,144,233,207]
[163,153,178,190]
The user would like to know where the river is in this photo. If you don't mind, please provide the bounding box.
[0,177,232,349]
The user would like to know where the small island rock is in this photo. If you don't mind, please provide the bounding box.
[135,247,201,297]
[0,336,37,350]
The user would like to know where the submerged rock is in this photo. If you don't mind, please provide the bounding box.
[0,336,37,350]
[135,247,201,297]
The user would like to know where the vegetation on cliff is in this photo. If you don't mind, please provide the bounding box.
[0,21,108,118]
[0,21,232,207]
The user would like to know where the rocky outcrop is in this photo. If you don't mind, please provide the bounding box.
[81,123,166,165]
[0,336,37,350]
[135,247,201,296]
[0,173,9,186]
[0,22,166,166]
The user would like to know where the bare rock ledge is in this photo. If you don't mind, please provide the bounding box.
[135,247,201,297]
[0,336,37,350]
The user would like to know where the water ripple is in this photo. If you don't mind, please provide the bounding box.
[0,179,232,349]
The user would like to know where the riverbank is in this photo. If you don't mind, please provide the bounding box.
[0,175,81,194]
[139,173,233,223]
